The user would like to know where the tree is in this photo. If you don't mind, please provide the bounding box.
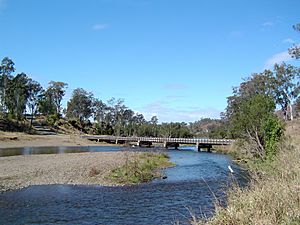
[38,90,56,116]
[289,23,300,59]
[131,113,146,136]
[223,71,276,138]
[47,81,68,115]
[106,98,128,136]
[5,73,30,120]
[237,71,276,99]
[93,98,108,134]
[150,116,158,137]
[27,79,43,127]
[0,57,15,112]
[295,96,300,117]
[122,109,135,136]
[93,99,107,123]
[66,88,94,121]
[273,63,300,120]
[230,94,282,159]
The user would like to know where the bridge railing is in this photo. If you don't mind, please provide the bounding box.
[81,135,235,145]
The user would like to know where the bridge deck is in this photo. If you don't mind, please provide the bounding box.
[81,135,234,145]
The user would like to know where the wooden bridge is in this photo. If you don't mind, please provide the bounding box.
[81,135,234,152]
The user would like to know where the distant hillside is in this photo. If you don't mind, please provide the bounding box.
[189,118,222,138]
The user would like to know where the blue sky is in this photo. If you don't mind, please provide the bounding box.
[0,0,299,122]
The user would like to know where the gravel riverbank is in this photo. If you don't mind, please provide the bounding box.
[0,132,117,149]
[0,152,140,192]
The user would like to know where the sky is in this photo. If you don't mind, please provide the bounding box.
[0,0,299,123]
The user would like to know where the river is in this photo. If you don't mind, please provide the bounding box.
[0,146,248,225]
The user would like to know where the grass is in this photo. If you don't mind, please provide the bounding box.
[195,120,300,225]
[107,152,175,185]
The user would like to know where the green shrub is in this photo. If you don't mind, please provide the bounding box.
[263,116,284,159]
[108,153,175,185]
[46,114,60,126]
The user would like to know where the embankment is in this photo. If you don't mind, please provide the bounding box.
[196,120,300,225]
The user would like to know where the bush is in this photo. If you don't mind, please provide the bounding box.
[263,116,284,159]
[46,114,60,126]
[108,153,175,184]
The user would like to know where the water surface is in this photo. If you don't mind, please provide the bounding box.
[0,146,247,225]
[0,145,121,157]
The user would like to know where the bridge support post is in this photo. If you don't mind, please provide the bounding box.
[196,143,200,152]
[174,143,179,150]
[164,141,168,148]
[137,140,141,147]
[207,145,212,153]
[115,139,118,144]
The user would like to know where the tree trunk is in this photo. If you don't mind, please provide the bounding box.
[246,128,265,159]
[289,104,294,121]
[30,106,34,129]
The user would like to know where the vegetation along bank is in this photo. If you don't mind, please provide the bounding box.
[193,24,300,224]
[0,151,173,192]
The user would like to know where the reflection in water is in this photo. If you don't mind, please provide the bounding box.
[0,147,248,225]
[0,146,122,157]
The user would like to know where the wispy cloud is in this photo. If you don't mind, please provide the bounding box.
[139,101,220,123]
[262,21,274,27]
[282,38,294,44]
[92,23,109,31]
[163,83,188,90]
[264,50,292,69]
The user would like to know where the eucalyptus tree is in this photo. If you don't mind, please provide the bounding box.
[150,115,158,137]
[93,98,108,134]
[122,108,135,136]
[273,63,300,120]
[0,57,15,112]
[106,98,128,136]
[47,81,68,115]
[295,96,300,117]
[66,88,94,121]
[93,99,107,123]
[114,98,127,136]
[132,113,146,136]
[27,79,43,126]
[5,73,30,120]
[38,89,56,116]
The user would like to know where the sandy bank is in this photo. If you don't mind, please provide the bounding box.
[0,132,115,149]
[0,152,140,192]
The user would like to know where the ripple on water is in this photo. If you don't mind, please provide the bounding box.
[0,147,248,225]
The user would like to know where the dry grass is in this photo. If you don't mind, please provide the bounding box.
[107,152,175,184]
[196,119,300,225]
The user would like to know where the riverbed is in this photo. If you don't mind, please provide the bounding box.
[0,146,248,224]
